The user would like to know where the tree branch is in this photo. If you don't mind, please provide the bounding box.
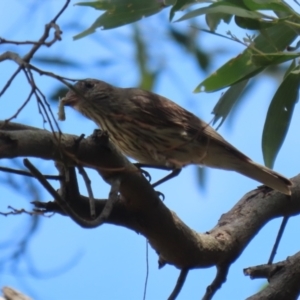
[1,121,300,299]
[245,251,300,300]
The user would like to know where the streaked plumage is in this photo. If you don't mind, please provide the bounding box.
[62,79,292,195]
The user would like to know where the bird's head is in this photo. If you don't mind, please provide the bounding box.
[62,79,121,122]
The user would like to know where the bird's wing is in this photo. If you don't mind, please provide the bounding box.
[126,88,251,162]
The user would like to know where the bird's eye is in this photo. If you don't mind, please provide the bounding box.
[84,81,94,89]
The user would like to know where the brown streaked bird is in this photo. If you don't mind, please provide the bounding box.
[61,79,292,195]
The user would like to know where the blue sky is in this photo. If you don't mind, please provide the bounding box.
[1,1,300,300]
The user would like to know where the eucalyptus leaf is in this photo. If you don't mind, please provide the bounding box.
[197,166,207,191]
[195,21,298,92]
[251,52,300,66]
[206,13,232,31]
[176,2,273,23]
[132,24,158,90]
[169,0,199,21]
[235,16,278,30]
[242,0,297,14]
[212,79,249,130]
[169,28,210,70]
[262,63,300,168]
[74,0,167,39]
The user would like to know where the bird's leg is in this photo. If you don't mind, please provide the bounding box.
[134,163,181,198]
[134,164,182,188]
[152,168,182,188]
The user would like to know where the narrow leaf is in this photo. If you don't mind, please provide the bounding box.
[74,0,166,39]
[212,79,249,129]
[170,0,198,21]
[195,21,298,92]
[206,13,232,31]
[235,16,279,30]
[132,24,158,90]
[243,0,297,14]
[197,166,207,191]
[251,52,300,66]
[262,63,300,168]
[177,2,273,23]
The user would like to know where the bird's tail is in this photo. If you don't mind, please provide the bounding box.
[235,160,292,195]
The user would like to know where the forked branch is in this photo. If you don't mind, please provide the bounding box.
[1,121,300,299]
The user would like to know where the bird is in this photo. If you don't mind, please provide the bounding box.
[61,78,292,195]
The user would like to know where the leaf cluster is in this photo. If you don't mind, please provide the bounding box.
[75,0,300,168]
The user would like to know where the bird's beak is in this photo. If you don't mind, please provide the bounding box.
[61,91,78,107]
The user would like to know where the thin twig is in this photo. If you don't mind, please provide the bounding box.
[22,67,59,133]
[203,265,229,300]
[32,74,62,133]
[0,205,50,217]
[0,66,22,97]
[0,166,63,180]
[23,158,103,228]
[0,0,71,116]
[268,216,289,264]
[0,38,46,46]
[52,0,71,23]
[77,165,96,217]
[143,240,149,300]
[0,0,71,99]
[24,158,120,228]
[168,269,189,300]
[91,178,121,225]
[5,89,34,122]
[23,1,70,63]
[28,63,77,86]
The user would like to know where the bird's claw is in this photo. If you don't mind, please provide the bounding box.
[155,191,165,201]
[134,163,152,182]
[141,169,151,182]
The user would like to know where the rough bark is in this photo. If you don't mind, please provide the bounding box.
[1,121,299,299]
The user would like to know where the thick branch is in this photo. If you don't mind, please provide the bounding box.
[245,251,300,300]
[1,121,300,299]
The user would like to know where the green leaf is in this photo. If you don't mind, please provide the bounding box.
[197,166,207,192]
[74,0,167,39]
[243,0,297,15]
[176,2,273,23]
[169,27,191,46]
[283,58,297,78]
[132,24,158,90]
[169,28,210,70]
[165,0,176,4]
[205,13,232,31]
[194,52,263,92]
[32,56,80,68]
[212,79,249,129]
[262,63,300,168]
[169,0,200,21]
[235,16,279,30]
[195,21,298,92]
[251,52,300,66]
[194,48,210,70]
